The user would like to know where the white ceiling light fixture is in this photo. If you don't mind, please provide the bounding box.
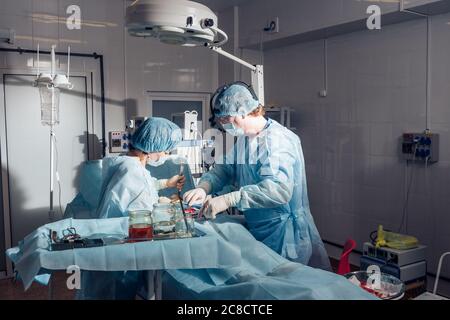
[126,0,265,105]
[126,0,228,47]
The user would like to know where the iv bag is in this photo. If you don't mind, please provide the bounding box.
[39,85,60,126]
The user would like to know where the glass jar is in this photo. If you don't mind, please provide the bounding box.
[152,203,176,237]
[174,205,195,238]
[128,210,153,242]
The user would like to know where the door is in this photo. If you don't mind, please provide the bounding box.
[147,93,210,177]
[0,155,5,274]
[152,100,204,130]
[147,92,210,133]
[2,74,90,245]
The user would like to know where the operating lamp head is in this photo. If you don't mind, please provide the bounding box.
[126,0,227,47]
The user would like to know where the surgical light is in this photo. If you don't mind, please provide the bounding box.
[126,0,264,105]
[126,0,228,47]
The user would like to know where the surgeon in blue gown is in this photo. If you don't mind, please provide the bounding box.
[77,117,185,300]
[184,83,331,271]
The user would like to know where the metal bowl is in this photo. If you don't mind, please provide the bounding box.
[344,271,406,300]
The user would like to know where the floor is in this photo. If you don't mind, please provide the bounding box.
[0,258,343,300]
[0,271,75,300]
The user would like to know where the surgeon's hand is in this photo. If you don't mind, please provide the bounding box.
[183,188,207,206]
[166,175,186,190]
[199,192,241,220]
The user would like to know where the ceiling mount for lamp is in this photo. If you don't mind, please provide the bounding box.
[126,0,228,47]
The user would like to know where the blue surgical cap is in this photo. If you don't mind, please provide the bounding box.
[213,83,260,118]
[131,117,182,153]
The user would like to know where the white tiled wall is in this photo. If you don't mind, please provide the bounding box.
[264,13,450,294]
[218,6,238,85]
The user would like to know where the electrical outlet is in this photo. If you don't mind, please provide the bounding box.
[401,132,439,163]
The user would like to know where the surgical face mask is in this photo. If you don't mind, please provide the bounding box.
[222,123,245,136]
[147,154,169,166]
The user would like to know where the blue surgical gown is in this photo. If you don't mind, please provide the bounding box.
[96,156,159,219]
[200,119,331,271]
[77,156,159,300]
[64,160,103,219]
[65,156,191,219]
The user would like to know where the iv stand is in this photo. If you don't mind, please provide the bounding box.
[48,45,57,223]
[36,44,72,223]
[48,46,57,301]
[35,44,72,299]
[49,89,56,222]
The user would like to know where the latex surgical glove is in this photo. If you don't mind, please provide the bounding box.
[199,192,241,220]
[168,175,185,190]
[183,188,207,206]
[159,175,186,190]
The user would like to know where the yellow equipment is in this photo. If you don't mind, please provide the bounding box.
[375,226,419,250]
